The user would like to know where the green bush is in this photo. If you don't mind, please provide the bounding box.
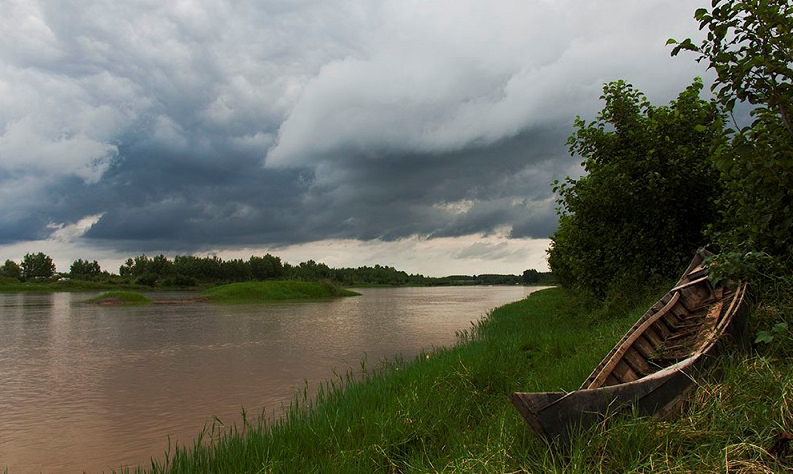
[671,0,793,277]
[548,79,723,296]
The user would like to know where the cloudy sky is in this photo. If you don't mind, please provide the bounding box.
[0,0,711,276]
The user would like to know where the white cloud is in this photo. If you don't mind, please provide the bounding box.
[266,0,710,167]
[47,214,105,243]
[434,200,476,216]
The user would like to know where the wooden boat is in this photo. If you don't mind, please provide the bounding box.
[511,250,748,445]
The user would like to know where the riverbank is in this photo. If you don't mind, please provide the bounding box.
[114,286,789,472]
[0,276,545,294]
[0,277,148,293]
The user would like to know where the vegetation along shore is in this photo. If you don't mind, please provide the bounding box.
[115,286,791,473]
[0,252,552,292]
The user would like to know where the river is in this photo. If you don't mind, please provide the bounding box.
[0,286,543,473]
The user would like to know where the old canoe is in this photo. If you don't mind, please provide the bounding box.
[511,250,749,445]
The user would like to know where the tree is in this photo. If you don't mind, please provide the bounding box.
[119,258,135,278]
[70,259,101,278]
[21,252,56,280]
[250,254,285,280]
[221,258,252,282]
[670,0,793,263]
[0,260,22,279]
[149,254,174,277]
[522,269,540,285]
[293,260,333,281]
[548,79,724,296]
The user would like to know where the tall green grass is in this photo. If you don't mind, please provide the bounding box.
[120,286,792,473]
[203,280,359,303]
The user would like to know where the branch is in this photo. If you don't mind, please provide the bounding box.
[769,77,793,136]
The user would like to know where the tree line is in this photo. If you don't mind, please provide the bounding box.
[548,0,792,298]
[0,252,552,288]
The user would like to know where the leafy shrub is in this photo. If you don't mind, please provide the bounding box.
[548,79,723,297]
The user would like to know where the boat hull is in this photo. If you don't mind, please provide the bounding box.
[511,325,741,444]
[511,253,748,445]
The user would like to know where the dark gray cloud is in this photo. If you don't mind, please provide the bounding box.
[37,127,564,252]
[0,0,713,269]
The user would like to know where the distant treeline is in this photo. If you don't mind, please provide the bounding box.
[0,252,553,288]
[119,254,553,287]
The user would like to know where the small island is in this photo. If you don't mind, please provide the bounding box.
[203,280,359,304]
[85,291,153,306]
[84,281,359,306]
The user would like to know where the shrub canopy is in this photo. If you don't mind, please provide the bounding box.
[548,79,723,296]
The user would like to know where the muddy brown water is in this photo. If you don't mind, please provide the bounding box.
[0,286,544,473]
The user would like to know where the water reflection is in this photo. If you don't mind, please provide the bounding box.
[0,286,544,473]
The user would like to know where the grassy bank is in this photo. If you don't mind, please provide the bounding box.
[203,280,359,303]
[120,287,790,473]
[0,277,146,293]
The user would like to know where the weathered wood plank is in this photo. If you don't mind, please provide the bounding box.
[623,347,652,377]
[643,326,664,348]
[633,336,656,359]
[612,360,639,383]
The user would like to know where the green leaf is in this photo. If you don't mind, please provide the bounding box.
[754,330,774,344]
[772,322,788,334]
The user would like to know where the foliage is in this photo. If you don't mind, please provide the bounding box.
[522,268,541,284]
[330,263,413,286]
[0,259,21,280]
[548,79,724,296]
[670,0,793,267]
[249,254,284,280]
[3,250,537,290]
[120,254,175,280]
[119,254,286,286]
[160,274,199,288]
[754,321,788,344]
[20,252,56,280]
[135,273,160,288]
[112,253,538,288]
[70,258,101,279]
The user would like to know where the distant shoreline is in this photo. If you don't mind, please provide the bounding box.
[0,276,550,294]
[82,280,360,306]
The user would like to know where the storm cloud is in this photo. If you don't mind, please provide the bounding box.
[0,0,711,274]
